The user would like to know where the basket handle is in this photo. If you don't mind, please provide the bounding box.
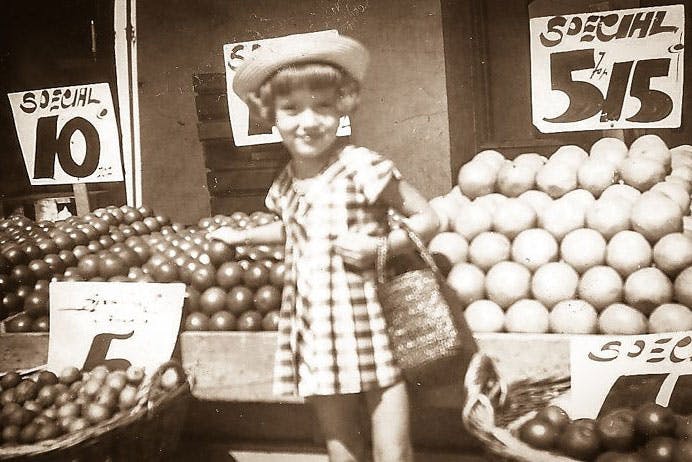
[376,214,443,284]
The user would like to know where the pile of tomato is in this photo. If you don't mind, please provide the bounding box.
[518,404,692,461]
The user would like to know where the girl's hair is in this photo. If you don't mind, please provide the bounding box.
[245,62,361,125]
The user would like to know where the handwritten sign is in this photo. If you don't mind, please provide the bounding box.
[47,282,185,374]
[223,30,352,146]
[7,83,124,185]
[530,5,684,133]
[570,331,692,419]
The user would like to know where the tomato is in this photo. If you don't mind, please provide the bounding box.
[86,240,103,253]
[122,209,143,226]
[10,265,36,287]
[116,248,141,268]
[32,316,49,332]
[207,240,235,267]
[189,265,216,292]
[76,254,99,279]
[78,224,99,241]
[675,414,692,440]
[151,261,179,283]
[183,287,201,316]
[142,217,160,233]
[20,243,42,261]
[261,310,280,331]
[237,310,263,331]
[673,440,692,462]
[216,262,244,290]
[0,254,10,274]
[200,287,227,315]
[519,417,558,450]
[33,280,49,292]
[0,371,21,390]
[253,285,282,314]
[36,239,58,255]
[635,403,676,439]
[98,234,115,249]
[57,250,78,269]
[269,261,287,287]
[15,285,32,301]
[557,420,602,461]
[536,405,571,432]
[98,254,129,279]
[43,254,66,275]
[24,291,49,317]
[52,233,75,251]
[130,221,149,236]
[209,311,237,331]
[110,230,126,243]
[597,408,637,451]
[2,246,27,266]
[0,273,16,293]
[226,286,254,315]
[5,313,33,333]
[68,230,89,246]
[243,263,270,288]
[184,312,210,331]
[642,436,677,462]
[129,242,151,265]
[71,245,90,261]
[2,293,22,314]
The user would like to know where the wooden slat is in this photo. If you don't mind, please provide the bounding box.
[198,120,233,141]
[196,93,229,120]
[192,73,227,94]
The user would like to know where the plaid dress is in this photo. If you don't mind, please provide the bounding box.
[266,145,403,397]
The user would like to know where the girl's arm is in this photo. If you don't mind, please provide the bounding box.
[208,220,285,246]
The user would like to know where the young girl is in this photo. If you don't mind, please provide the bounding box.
[210,33,439,462]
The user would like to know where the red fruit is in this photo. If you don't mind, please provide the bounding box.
[2,293,22,314]
[200,287,227,315]
[77,254,101,279]
[152,261,178,283]
[207,240,234,267]
[269,262,286,287]
[216,262,244,289]
[43,253,65,275]
[184,312,210,331]
[10,265,36,287]
[597,408,637,451]
[57,250,78,268]
[643,436,677,462]
[557,420,602,461]
[98,254,128,279]
[209,311,236,331]
[190,265,216,292]
[673,440,692,462]
[242,263,270,288]
[183,287,201,316]
[5,313,33,333]
[519,417,558,450]
[31,316,49,332]
[237,310,263,331]
[116,248,141,267]
[536,405,571,432]
[675,414,692,440]
[226,286,253,315]
[261,310,280,331]
[24,291,49,317]
[636,403,676,439]
[1,371,21,390]
[253,285,282,314]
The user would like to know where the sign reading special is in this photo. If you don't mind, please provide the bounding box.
[530,5,685,133]
[570,331,692,419]
[8,83,124,185]
[223,30,351,147]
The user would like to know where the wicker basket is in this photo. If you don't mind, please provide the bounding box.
[462,353,575,462]
[0,361,191,462]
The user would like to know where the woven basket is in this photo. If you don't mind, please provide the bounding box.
[0,361,191,462]
[462,353,575,462]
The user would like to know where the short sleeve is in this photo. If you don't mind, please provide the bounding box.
[345,147,402,204]
[265,166,291,214]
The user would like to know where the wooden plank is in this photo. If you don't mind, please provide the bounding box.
[195,93,229,121]
[72,183,90,215]
[198,120,233,141]
[192,73,226,94]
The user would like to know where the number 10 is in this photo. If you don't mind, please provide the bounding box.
[545,49,674,125]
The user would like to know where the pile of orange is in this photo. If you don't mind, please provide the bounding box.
[428,135,692,334]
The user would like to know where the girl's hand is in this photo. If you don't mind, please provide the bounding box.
[333,232,381,269]
[207,227,245,246]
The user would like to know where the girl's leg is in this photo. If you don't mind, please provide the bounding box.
[364,381,414,462]
[308,393,367,462]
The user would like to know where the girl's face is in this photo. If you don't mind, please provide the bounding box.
[274,86,341,162]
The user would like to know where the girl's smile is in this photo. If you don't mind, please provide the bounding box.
[274,87,342,167]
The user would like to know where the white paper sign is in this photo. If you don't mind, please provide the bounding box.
[223,30,352,146]
[570,331,692,419]
[7,83,124,185]
[47,282,185,374]
[530,5,685,133]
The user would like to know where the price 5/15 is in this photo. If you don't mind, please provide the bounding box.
[545,48,675,124]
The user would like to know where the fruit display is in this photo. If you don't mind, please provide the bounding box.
[0,206,284,333]
[516,403,692,461]
[429,135,692,334]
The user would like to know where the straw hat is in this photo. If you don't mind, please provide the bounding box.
[232,33,369,102]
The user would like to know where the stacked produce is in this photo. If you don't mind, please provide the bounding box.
[0,206,284,333]
[0,362,184,446]
[428,135,692,334]
[516,403,691,461]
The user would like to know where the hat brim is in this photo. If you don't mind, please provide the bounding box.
[232,34,369,102]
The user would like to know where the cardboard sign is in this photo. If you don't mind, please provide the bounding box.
[570,331,692,419]
[530,5,684,133]
[47,282,185,374]
[7,83,124,185]
[223,30,352,146]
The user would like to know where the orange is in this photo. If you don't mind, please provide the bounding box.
[550,145,589,170]
[536,160,578,198]
[578,266,623,311]
[577,159,618,197]
[561,189,596,214]
[532,262,579,308]
[674,267,692,307]
[624,267,674,315]
[514,153,548,173]
[630,191,683,243]
[468,232,511,272]
[473,193,508,216]
[651,181,690,214]
[492,198,537,239]
[518,190,553,215]
[652,232,692,277]
[628,134,671,170]
[473,150,506,173]
[504,299,550,333]
[585,198,631,240]
[485,261,532,309]
[600,184,641,207]
[458,160,497,199]
[428,231,469,265]
[511,228,559,272]
[451,202,492,241]
[598,303,648,335]
[464,300,505,333]
[590,137,628,167]
[606,230,653,277]
[549,299,598,334]
[648,303,692,333]
[560,228,607,274]
[446,263,485,306]
[496,162,536,197]
[538,198,585,241]
[619,156,667,192]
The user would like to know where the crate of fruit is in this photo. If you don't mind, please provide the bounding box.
[0,360,191,462]
[462,353,692,462]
